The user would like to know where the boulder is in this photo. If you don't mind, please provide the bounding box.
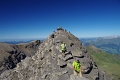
[57,59,67,67]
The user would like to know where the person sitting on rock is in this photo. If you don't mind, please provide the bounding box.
[61,42,66,57]
[72,58,82,77]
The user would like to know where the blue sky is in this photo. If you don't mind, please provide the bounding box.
[0,0,120,41]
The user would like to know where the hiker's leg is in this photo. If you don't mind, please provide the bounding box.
[62,50,65,57]
[61,50,64,57]
[63,50,65,57]
[73,70,77,75]
[79,70,82,77]
[64,49,67,54]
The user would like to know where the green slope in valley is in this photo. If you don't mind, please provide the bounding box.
[86,45,120,80]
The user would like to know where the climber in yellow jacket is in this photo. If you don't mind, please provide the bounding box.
[72,58,82,77]
[61,42,66,57]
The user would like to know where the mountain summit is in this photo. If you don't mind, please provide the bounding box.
[0,28,112,80]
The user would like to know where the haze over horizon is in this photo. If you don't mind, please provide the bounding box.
[0,0,120,41]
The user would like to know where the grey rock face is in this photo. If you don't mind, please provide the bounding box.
[70,74,89,80]
[0,29,113,80]
[0,40,42,75]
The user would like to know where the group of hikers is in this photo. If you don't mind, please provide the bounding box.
[61,42,82,77]
[51,32,82,77]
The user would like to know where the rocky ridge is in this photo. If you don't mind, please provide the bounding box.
[0,40,42,74]
[0,28,112,80]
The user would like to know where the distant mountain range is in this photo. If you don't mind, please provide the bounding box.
[98,35,120,39]
[0,39,45,44]
[3,41,33,44]
[80,35,120,54]
[0,38,45,44]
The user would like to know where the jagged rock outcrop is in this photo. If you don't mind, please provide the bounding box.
[0,28,113,80]
[0,40,42,74]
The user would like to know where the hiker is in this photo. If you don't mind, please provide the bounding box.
[51,33,55,45]
[72,58,82,77]
[61,42,66,57]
